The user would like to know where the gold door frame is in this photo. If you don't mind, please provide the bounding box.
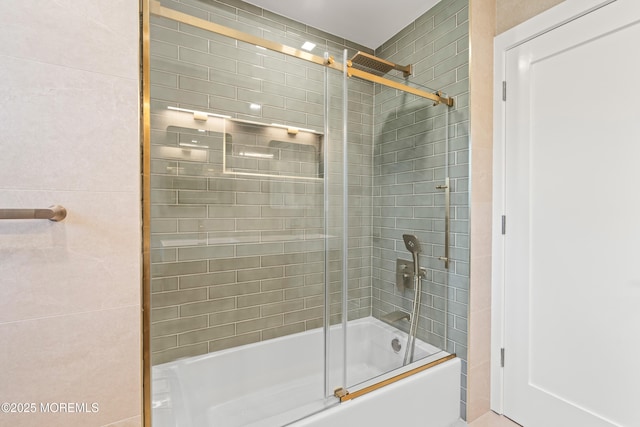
[141,0,151,425]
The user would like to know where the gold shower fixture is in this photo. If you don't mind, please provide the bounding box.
[349,51,412,77]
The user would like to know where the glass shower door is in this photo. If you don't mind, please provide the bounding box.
[146,1,464,422]
[323,51,349,400]
[340,78,456,396]
[146,3,348,424]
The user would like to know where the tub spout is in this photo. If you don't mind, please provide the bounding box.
[381,311,410,324]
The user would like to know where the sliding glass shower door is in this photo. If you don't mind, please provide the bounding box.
[332,80,456,399]
[147,4,350,424]
[145,1,464,425]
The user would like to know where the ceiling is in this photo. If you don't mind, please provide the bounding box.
[242,0,442,50]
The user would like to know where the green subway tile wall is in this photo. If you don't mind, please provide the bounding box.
[149,0,469,418]
[372,0,470,417]
[149,0,374,365]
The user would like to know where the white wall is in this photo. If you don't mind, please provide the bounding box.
[496,0,565,33]
[466,0,565,423]
[0,1,141,426]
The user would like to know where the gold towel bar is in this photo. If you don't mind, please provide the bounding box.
[0,205,67,222]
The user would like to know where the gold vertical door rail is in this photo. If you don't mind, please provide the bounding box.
[141,0,152,426]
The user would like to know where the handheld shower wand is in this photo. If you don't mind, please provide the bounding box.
[402,234,422,276]
[402,234,423,365]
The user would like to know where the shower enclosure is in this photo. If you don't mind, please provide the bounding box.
[142,0,469,425]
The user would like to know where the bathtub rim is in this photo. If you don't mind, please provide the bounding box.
[152,315,454,411]
[152,315,446,372]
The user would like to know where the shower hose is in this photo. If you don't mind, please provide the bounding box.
[403,271,422,365]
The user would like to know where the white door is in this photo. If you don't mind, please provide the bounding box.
[502,1,640,426]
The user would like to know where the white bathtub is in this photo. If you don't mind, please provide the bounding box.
[152,316,462,427]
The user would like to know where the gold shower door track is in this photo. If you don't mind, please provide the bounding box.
[148,0,454,107]
[334,353,457,402]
